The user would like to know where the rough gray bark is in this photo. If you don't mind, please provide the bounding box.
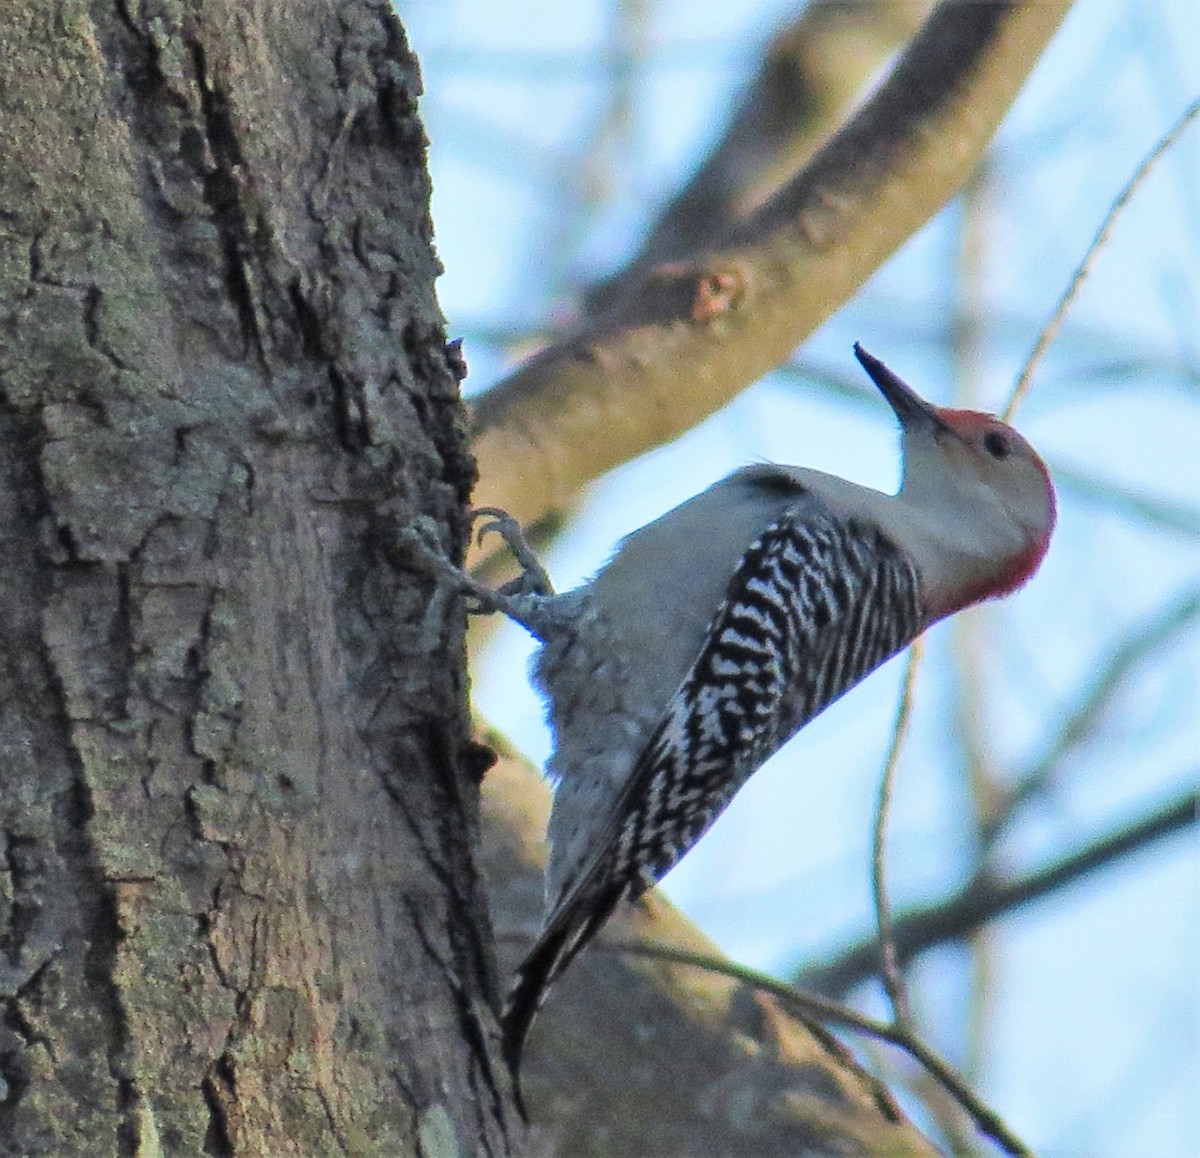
[0,2,510,1153]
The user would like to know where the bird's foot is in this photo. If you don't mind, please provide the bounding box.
[472,507,555,598]
[397,512,554,625]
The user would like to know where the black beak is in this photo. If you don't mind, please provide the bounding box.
[853,343,949,433]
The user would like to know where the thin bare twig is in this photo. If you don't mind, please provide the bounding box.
[873,638,925,1027]
[604,940,1036,1158]
[993,585,1200,842]
[1007,91,1200,420]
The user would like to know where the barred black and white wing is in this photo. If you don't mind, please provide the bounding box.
[610,512,923,887]
[501,508,924,1076]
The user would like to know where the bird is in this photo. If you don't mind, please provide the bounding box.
[412,343,1056,1088]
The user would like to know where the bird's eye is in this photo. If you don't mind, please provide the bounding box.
[983,431,1010,459]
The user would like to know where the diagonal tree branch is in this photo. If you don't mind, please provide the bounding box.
[469,0,1073,535]
[797,786,1200,998]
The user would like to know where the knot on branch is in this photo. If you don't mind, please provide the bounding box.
[643,261,749,323]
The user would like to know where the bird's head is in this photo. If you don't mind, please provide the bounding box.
[853,343,1056,614]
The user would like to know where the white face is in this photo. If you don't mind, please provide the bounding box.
[896,411,1056,617]
[929,410,1057,546]
[856,346,1055,551]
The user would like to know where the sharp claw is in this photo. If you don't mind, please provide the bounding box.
[472,507,520,550]
[469,506,555,597]
[475,520,503,549]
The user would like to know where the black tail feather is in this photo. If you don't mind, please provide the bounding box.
[500,882,626,1106]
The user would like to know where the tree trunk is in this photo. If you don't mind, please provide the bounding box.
[0,2,508,1153]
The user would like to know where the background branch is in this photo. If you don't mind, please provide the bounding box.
[991,585,1200,843]
[586,0,933,311]
[798,787,1200,998]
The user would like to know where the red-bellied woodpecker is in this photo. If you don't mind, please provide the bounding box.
[409,344,1056,1085]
